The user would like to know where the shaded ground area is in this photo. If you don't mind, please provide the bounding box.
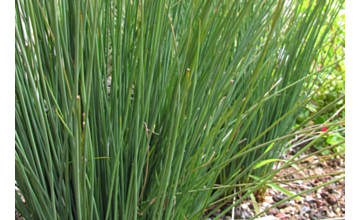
[203,146,345,220]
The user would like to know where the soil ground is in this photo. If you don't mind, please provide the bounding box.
[203,145,345,220]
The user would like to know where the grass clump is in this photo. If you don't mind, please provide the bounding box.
[15,0,344,219]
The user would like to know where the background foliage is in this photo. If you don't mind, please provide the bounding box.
[296,3,345,155]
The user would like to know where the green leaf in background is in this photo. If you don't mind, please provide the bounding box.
[314,141,329,155]
[307,103,318,113]
[322,149,330,155]
[333,143,345,154]
[327,91,338,102]
[314,115,326,124]
[336,99,344,106]
[326,133,345,145]
[296,112,307,124]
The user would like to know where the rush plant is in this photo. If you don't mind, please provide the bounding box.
[15,0,344,219]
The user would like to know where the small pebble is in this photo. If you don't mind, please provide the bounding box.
[298,215,307,220]
[334,207,341,215]
[277,201,290,209]
[264,196,274,204]
[325,184,335,194]
[338,179,345,185]
[235,209,252,219]
[299,185,307,190]
[241,204,248,210]
[305,198,316,204]
[234,207,241,219]
[283,206,294,214]
[300,205,311,214]
[320,191,329,199]
[273,193,286,202]
[267,208,280,216]
[318,207,328,217]
[315,199,325,206]
[292,203,300,213]
[332,203,339,210]
[263,201,271,208]
[309,210,322,220]
[294,180,303,185]
[309,202,317,210]
[316,193,322,199]
[275,211,286,218]
[326,194,338,205]
[338,201,345,207]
